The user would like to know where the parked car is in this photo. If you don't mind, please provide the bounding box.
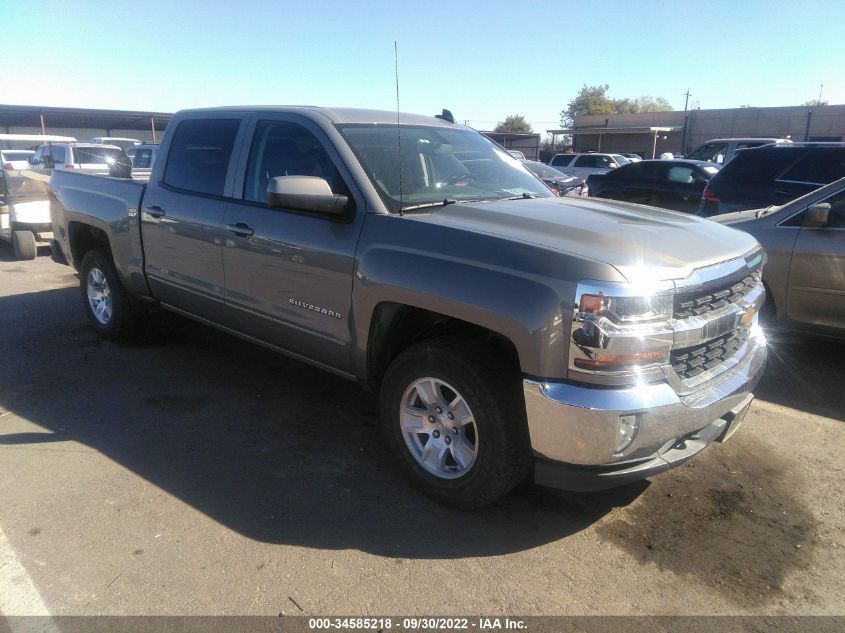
[711,176,845,336]
[521,160,587,196]
[91,136,142,150]
[0,134,77,259]
[507,150,526,160]
[587,159,720,213]
[1,150,35,171]
[50,105,766,508]
[685,137,792,165]
[29,142,125,172]
[0,142,126,259]
[699,143,845,216]
[548,152,629,178]
[126,143,159,168]
[622,153,642,162]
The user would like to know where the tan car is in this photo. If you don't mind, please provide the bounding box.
[712,176,845,335]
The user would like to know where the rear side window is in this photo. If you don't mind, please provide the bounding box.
[74,146,122,164]
[133,148,154,169]
[779,149,845,185]
[716,149,799,183]
[49,145,67,164]
[164,118,240,196]
[550,154,574,167]
[667,166,696,183]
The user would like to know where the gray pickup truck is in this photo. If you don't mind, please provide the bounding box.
[49,106,768,508]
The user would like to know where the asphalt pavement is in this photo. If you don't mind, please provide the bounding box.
[0,246,842,617]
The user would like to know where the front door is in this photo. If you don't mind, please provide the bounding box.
[220,117,365,372]
[787,188,845,330]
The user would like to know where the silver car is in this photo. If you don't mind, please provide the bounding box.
[548,152,629,178]
[712,176,845,334]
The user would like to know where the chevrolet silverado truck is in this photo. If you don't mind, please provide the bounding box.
[49,107,768,508]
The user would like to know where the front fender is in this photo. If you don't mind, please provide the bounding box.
[351,214,621,382]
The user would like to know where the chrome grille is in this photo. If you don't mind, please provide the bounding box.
[670,326,751,380]
[674,273,759,319]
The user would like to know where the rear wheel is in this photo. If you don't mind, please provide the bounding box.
[11,230,37,260]
[79,249,139,340]
[380,337,531,508]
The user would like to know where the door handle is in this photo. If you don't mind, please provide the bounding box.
[226,222,254,237]
[144,205,165,218]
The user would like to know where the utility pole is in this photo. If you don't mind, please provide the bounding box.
[818,83,824,103]
[681,89,692,156]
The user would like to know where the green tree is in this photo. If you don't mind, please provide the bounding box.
[561,84,614,126]
[561,85,674,125]
[803,99,828,106]
[494,115,532,133]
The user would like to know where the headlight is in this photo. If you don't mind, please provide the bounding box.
[570,280,674,381]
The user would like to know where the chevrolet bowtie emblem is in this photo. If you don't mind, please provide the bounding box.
[740,305,757,327]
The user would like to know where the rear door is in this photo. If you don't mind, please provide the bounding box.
[786,187,845,330]
[219,115,366,372]
[622,161,663,204]
[653,163,702,212]
[140,116,245,322]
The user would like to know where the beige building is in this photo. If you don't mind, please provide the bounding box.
[549,104,845,158]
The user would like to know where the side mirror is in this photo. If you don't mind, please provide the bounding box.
[267,176,349,216]
[108,155,133,178]
[804,203,831,227]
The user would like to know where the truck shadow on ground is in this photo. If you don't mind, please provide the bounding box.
[0,284,823,606]
[0,285,647,559]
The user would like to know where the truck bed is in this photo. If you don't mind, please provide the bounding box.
[49,169,150,296]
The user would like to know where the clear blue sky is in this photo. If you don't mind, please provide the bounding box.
[6,0,844,137]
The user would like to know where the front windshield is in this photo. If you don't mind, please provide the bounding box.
[338,124,552,211]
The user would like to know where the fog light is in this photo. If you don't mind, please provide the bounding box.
[615,414,640,455]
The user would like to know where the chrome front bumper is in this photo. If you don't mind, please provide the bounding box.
[523,330,766,491]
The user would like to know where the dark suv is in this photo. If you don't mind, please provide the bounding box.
[699,143,845,216]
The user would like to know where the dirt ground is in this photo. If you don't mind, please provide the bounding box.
[0,246,842,618]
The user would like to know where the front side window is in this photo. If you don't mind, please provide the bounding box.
[688,142,728,163]
[164,118,240,196]
[243,120,343,204]
[338,124,551,212]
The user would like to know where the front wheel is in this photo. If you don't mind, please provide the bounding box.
[79,249,139,340]
[380,337,531,508]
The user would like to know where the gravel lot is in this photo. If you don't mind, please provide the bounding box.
[0,246,843,617]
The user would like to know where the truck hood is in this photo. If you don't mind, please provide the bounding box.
[408,197,760,282]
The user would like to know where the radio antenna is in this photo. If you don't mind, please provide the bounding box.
[395,41,404,215]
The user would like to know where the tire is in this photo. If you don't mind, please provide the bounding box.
[380,336,531,508]
[11,230,37,260]
[79,249,139,340]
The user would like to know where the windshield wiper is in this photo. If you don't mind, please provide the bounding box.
[400,198,458,212]
[505,192,540,200]
[756,205,779,218]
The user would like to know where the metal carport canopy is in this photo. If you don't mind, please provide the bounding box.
[546,126,682,158]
